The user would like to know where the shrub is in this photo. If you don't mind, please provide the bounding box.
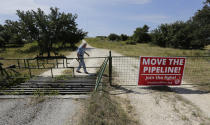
[108,33,120,41]
[120,34,129,41]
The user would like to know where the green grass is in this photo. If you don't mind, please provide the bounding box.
[86,38,210,91]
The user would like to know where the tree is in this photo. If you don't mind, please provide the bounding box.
[0,21,24,48]
[132,25,151,43]
[16,7,87,57]
[16,10,39,43]
[204,0,210,4]
[108,33,120,41]
[0,25,5,48]
[120,34,129,41]
[151,21,205,49]
[4,20,24,45]
[192,0,210,46]
[0,24,5,48]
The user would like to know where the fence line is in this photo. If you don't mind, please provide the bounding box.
[0,57,104,79]
[110,55,210,86]
[1,53,210,88]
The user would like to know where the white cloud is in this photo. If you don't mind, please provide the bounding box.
[0,0,49,14]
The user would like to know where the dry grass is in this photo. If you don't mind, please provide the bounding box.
[86,38,210,57]
[79,64,139,125]
[80,87,139,125]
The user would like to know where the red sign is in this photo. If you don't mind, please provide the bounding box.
[138,57,186,86]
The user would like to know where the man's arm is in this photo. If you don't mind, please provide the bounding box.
[85,52,90,56]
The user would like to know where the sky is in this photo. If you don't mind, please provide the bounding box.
[0,0,204,37]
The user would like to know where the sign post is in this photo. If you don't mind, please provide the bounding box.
[138,57,186,86]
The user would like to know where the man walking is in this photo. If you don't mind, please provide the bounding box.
[76,43,89,74]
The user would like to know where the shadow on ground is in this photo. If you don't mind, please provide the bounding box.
[109,84,210,95]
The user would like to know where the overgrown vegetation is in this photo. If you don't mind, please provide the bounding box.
[0,64,27,88]
[80,88,138,125]
[80,63,138,125]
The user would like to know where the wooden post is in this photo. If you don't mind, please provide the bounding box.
[66,59,68,68]
[56,58,58,68]
[17,59,20,69]
[51,68,53,78]
[27,60,32,78]
[73,68,75,77]
[37,59,40,69]
[63,58,65,68]
[24,59,26,68]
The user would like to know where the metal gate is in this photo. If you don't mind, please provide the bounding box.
[0,56,108,94]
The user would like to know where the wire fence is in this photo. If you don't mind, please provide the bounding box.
[111,56,210,86]
[1,55,210,88]
[0,57,106,77]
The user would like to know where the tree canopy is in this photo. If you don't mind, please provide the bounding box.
[132,25,151,43]
[108,33,121,41]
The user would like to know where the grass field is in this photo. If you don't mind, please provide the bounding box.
[86,38,210,57]
[86,38,210,91]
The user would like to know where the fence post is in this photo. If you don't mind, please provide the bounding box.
[51,68,53,78]
[37,59,40,69]
[63,58,65,68]
[109,51,112,86]
[27,60,32,78]
[24,59,26,68]
[66,58,68,68]
[56,58,58,68]
[17,59,20,69]
[73,68,75,77]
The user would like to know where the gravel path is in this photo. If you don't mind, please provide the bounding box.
[0,98,81,125]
